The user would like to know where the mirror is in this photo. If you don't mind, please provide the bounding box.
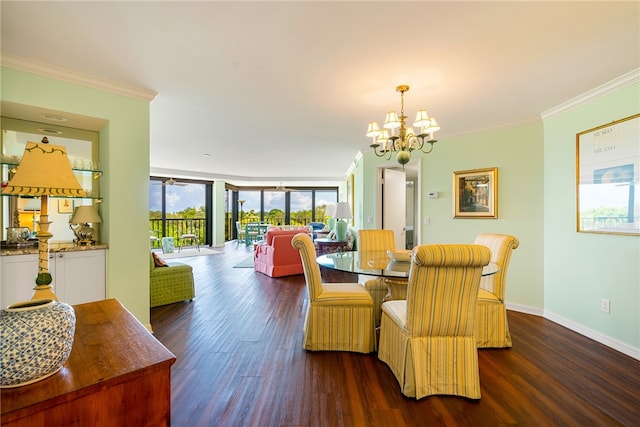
[1,117,100,243]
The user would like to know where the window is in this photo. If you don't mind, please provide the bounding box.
[264,191,286,225]
[149,177,211,247]
[225,186,338,241]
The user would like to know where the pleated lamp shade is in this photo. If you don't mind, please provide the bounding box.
[2,141,85,197]
[334,202,352,220]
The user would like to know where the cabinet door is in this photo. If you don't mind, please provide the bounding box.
[58,250,105,305]
[1,254,39,307]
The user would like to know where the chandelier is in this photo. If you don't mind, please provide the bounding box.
[366,85,440,166]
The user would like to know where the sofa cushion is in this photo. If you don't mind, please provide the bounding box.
[265,229,305,245]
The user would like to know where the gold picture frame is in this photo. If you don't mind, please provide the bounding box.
[453,167,498,218]
[576,114,639,236]
[58,199,74,214]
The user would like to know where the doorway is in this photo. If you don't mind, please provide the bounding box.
[377,159,421,250]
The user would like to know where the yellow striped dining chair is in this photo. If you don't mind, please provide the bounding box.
[378,244,491,400]
[292,233,376,354]
[474,233,519,348]
[357,229,402,327]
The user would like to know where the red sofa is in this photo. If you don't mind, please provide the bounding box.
[254,229,306,277]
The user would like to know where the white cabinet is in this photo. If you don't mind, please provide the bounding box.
[1,253,41,307]
[0,249,105,307]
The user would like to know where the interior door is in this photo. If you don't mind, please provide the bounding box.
[382,168,406,249]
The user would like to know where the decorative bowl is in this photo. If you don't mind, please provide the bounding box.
[387,249,412,262]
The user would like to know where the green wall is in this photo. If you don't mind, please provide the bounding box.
[360,123,545,312]
[2,67,152,325]
[543,82,639,352]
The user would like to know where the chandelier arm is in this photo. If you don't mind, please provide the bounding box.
[370,144,393,159]
[420,140,436,154]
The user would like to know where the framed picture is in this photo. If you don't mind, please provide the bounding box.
[576,114,639,236]
[58,199,74,214]
[453,167,498,218]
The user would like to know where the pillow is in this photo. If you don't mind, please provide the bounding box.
[152,252,168,267]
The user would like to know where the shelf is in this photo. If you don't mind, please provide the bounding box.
[1,161,102,176]
[1,161,102,200]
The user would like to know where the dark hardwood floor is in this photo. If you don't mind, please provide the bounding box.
[150,242,640,427]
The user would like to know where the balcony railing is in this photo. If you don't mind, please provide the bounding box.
[150,218,206,249]
[151,216,332,246]
[226,215,331,241]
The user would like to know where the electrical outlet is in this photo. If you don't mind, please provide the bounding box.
[600,299,611,314]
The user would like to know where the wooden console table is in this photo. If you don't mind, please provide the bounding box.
[1,299,176,426]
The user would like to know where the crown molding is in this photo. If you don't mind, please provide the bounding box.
[541,68,640,120]
[1,52,157,102]
[150,167,343,187]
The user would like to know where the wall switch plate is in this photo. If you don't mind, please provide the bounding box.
[428,191,439,199]
[601,299,611,313]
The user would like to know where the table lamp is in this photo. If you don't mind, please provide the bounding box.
[333,201,352,242]
[1,137,84,388]
[1,137,86,300]
[69,205,102,245]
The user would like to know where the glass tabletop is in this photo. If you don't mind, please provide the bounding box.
[316,250,499,278]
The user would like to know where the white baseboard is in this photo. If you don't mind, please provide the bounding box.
[506,303,639,361]
[506,302,543,316]
[543,310,640,361]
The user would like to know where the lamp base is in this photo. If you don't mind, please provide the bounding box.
[335,220,347,242]
[32,284,58,301]
[70,223,96,245]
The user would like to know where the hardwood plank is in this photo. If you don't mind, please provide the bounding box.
[151,243,640,426]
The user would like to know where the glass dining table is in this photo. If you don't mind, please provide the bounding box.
[316,250,499,300]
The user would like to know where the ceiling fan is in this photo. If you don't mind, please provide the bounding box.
[164,177,187,187]
[265,183,296,192]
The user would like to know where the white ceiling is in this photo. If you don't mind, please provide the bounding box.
[1,1,638,187]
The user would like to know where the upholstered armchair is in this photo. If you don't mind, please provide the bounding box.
[357,229,401,327]
[308,222,326,239]
[474,233,520,348]
[292,233,376,353]
[378,244,491,400]
[254,229,304,277]
[149,251,195,307]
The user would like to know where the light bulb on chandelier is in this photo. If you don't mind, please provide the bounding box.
[366,85,440,166]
